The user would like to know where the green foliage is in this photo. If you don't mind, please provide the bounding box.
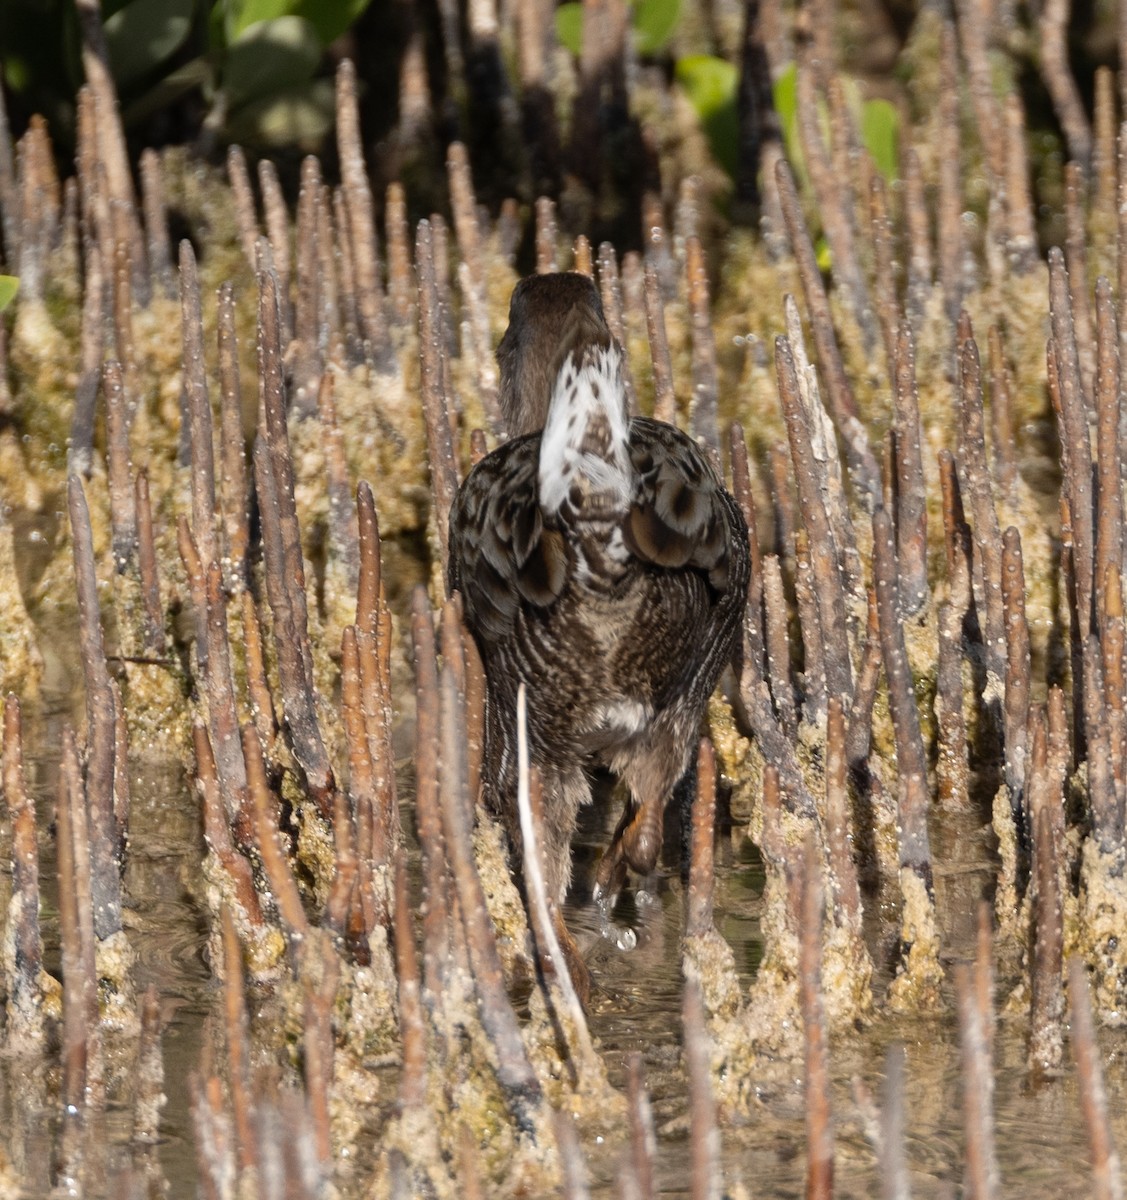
[674,55,739,179]
[861,97,899,182]
[555,0,682,58]
[0,0,371,151]
[0,276,19,311]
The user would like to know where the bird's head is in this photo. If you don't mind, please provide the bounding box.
[497,272,615,437]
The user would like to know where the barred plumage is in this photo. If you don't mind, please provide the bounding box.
[448,272,749,996]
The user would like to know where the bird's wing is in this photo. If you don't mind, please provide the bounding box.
[448,433,569,644]
[623,417,737,592]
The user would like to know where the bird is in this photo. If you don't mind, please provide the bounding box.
[448,271,749,994]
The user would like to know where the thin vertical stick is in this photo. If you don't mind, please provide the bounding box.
[801,839,833,1200]
[1069,959,1124,1200]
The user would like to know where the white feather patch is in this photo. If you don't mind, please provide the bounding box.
[538,343,632,516]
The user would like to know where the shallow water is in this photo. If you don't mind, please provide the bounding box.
[6,683,1126,1198]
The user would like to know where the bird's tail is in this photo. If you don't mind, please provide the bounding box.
[538,340,633,521]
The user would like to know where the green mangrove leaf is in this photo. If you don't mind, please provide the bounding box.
[225,0,294,43]
[772,63,799,163]
[224,78,335,148]
[0,276,18,311]
[292,0,371,47]
[556,3,582,56]
[675,54,739,179]
[861,97,899,182]
[104,0,193,87]
[633,0,681,55]
[223,16,320,113]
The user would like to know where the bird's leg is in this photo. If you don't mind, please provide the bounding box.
[594,738,688,913]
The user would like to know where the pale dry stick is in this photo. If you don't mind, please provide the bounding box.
[686,235,719,455]
[903,147,932,330]
[58,731,88,1112]
[244,722,312,941]
[299,930,339,1169]
[1001,528,1031,817]
[892,322,928,615]
[70,238,104,476]
[226,146,259,268]
[220,906,259,1175]
[386,181,414,325]
[110,211,139,421]
[873,507,933,892]
[394,856,427,1111]
[683,977,720,1200]
[958,332,1006,687]
[1104,567,1127,803]
[573,234,593,276]
[598,241,636,415]
[193,721,262,924]
[323,749,359,941]
[1040,0,1093,172]
[439,663,544,1135]
[258,160,291,339]
[1003,95,1038,275]
[869,173,899,374]
[69,475,122,944]
[729,423,764,678]
[938,24,966,322]
[1093,69,1117,261]
[64,725,105,1107]
[103,359,137,575]
[824,697,862,925]
[134,471,165,657]
[189,1074,233,1200]
[515,685,595,1064]
[333,187,363,363]
[217,282,249,589]
[242,592,278,769]
[356,481,400,864]
[74,0,145,282]
[138,149,173,297]
[643,261,677,425]
[794,531,828,722]
[558,1112,592,1200]
[1064,163,1095,403]
[794,61,873,358]
[416,219,460,576]
[955,959,998,1199]
[775,161,880,502]
[953,0,1005,186]
[181,240,218,575]
[761,555,797,738]
[987,327,1018,496]
[1084,633,1121,852]
[256,267,336,818]
[336,60,392,370]
[1029,746,1064,1076]
[624,1054,656,1200]
[133,986,164,1145]
[1119,125,1127,427]
[3,695,44,1046]
[292,156,323,415]
[685,739,718,939]
[535,196,559,273]
[1049,248,1095,642]
[1094,277,1122,636]
[776,336,852,703]
[1069,958,1125,1200]
[801,840,833,1200]
[319,372,360,593]
[410,590,455,1012]
[878,1044,910,1200]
